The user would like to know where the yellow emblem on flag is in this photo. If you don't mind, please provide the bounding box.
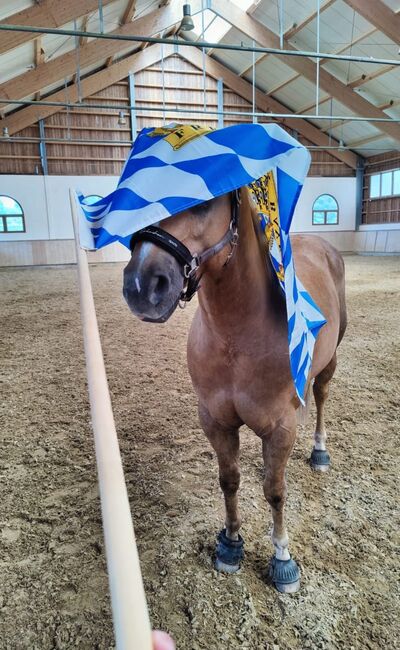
[248,172,284,281]
[148,124,213,150]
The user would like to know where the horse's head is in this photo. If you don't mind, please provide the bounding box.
[123,192,237,322]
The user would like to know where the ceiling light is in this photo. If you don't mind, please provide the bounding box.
[2,127,10,138]
[118,111,127,126]
[180,4,195,32]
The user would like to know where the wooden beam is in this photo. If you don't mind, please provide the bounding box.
[0,2,187,108]
[210,0,400,145]
[121,0,137,25]
[266,73,301,96]
[284,0,336,40]
[34,37,45,100]
[106,1,138,70]
[0,0,115,55]
[347,64,397,89]
[179,47,359,169]
[2,44,174,136]
[79,15,90,46]
[347,133,386,148]
[343,0,400,45]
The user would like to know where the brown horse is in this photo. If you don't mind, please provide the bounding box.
[123,186,347,592]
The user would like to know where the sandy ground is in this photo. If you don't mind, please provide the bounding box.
[0,254,399,650]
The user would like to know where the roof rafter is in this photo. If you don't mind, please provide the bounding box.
[0,0,115,55]
[343,0,400,45]
[105,0,138,66]
[283,0,336,40]
[0,2,188,110]
[179,46,358,169]
[2,44,175,136]
[210,0,400,145]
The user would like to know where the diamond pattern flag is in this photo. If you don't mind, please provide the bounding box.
[77,122,326,402]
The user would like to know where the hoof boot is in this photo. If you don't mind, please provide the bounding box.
[215,529,244,573]
[269,556,301,593]
[310,447,331,472]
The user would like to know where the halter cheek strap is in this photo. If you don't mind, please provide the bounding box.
[129,189,241,302]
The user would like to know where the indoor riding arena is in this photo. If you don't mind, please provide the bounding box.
[0,2,399,649]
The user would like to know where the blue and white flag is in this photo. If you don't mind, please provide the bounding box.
[77,122,326,402]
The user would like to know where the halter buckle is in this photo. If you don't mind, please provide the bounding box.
[183,256,199,279]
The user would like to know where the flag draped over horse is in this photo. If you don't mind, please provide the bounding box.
[77,122,326,402]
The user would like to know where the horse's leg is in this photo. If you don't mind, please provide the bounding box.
[198,403,244,573]
[310,353,337,471]
[262,411,300,593]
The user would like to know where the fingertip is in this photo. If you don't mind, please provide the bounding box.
[152,630,176,650]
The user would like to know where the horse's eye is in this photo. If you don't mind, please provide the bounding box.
[190,199,213,216]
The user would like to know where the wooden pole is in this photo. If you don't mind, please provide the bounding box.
[69,189,153,650]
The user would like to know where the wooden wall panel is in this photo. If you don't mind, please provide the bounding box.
[0,125,42,175]
[362,151,400,224]
[0,54,355,177]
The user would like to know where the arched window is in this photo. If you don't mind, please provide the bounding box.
[81,195,103,206]
[0,196,25,233]
[312,194,338,225]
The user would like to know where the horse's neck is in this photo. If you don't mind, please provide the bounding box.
[198,193,284,335]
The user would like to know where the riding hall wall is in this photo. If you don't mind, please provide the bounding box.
[0,55,399,266]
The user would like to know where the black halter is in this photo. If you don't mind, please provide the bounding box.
[129,190,241,303]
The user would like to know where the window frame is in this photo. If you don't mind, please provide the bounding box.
[369,168,400,200]
[0,195,26,234]
[312,194,339,226]
[81,194,104,206]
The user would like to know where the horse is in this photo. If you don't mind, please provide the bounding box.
[122,186,347,592]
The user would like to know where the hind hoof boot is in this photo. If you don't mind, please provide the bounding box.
[310,447,331,472]
[215,529,244,573]
[269,556,301,593]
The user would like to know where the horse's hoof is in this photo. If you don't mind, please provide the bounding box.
[215,529,244,573]
[310,447,331,472]
[269,556,301,593]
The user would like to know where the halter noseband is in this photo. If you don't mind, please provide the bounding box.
[129,190,241,303]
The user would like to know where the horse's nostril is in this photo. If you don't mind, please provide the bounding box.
[149,274,170,306]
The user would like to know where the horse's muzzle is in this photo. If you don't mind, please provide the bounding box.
[123,246,184,323]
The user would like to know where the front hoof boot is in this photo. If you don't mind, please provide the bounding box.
[269,556,300,593]
[310,447,331,472]
[215,529,244,573]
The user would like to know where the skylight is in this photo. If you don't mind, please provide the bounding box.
[192,1,254,44]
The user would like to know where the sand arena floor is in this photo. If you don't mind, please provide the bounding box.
[0,254,399,649]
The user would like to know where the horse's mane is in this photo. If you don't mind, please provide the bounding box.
[241,187,269,260]
[241,186,284,303]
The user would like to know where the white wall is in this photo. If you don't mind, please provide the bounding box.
[291,176,358,252]
[0,175,119,242]
[0,174,399,266]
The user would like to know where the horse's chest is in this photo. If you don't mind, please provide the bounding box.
[188,334,292,431]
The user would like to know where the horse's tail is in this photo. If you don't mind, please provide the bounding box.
[296,382,312,425]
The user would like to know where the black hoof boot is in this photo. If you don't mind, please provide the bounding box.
[215,529,244,573]
[269,556,301,593]
[310,447,331,472]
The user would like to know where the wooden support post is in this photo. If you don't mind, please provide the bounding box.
[38,119,48,175]
[355,156,365,230]
[70,189,152,650]
[128,72,137,141]
[217,78,224,129]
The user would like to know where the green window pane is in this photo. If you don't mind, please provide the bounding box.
[326,211,338,224]
[0,195,23,215]
[393,169,400,195]
[6,216,24,232]
[0,218,4,232]
[82,194,103,206]
[313,211,325,225]
[381,171,392,196]
[313,194,337,211]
